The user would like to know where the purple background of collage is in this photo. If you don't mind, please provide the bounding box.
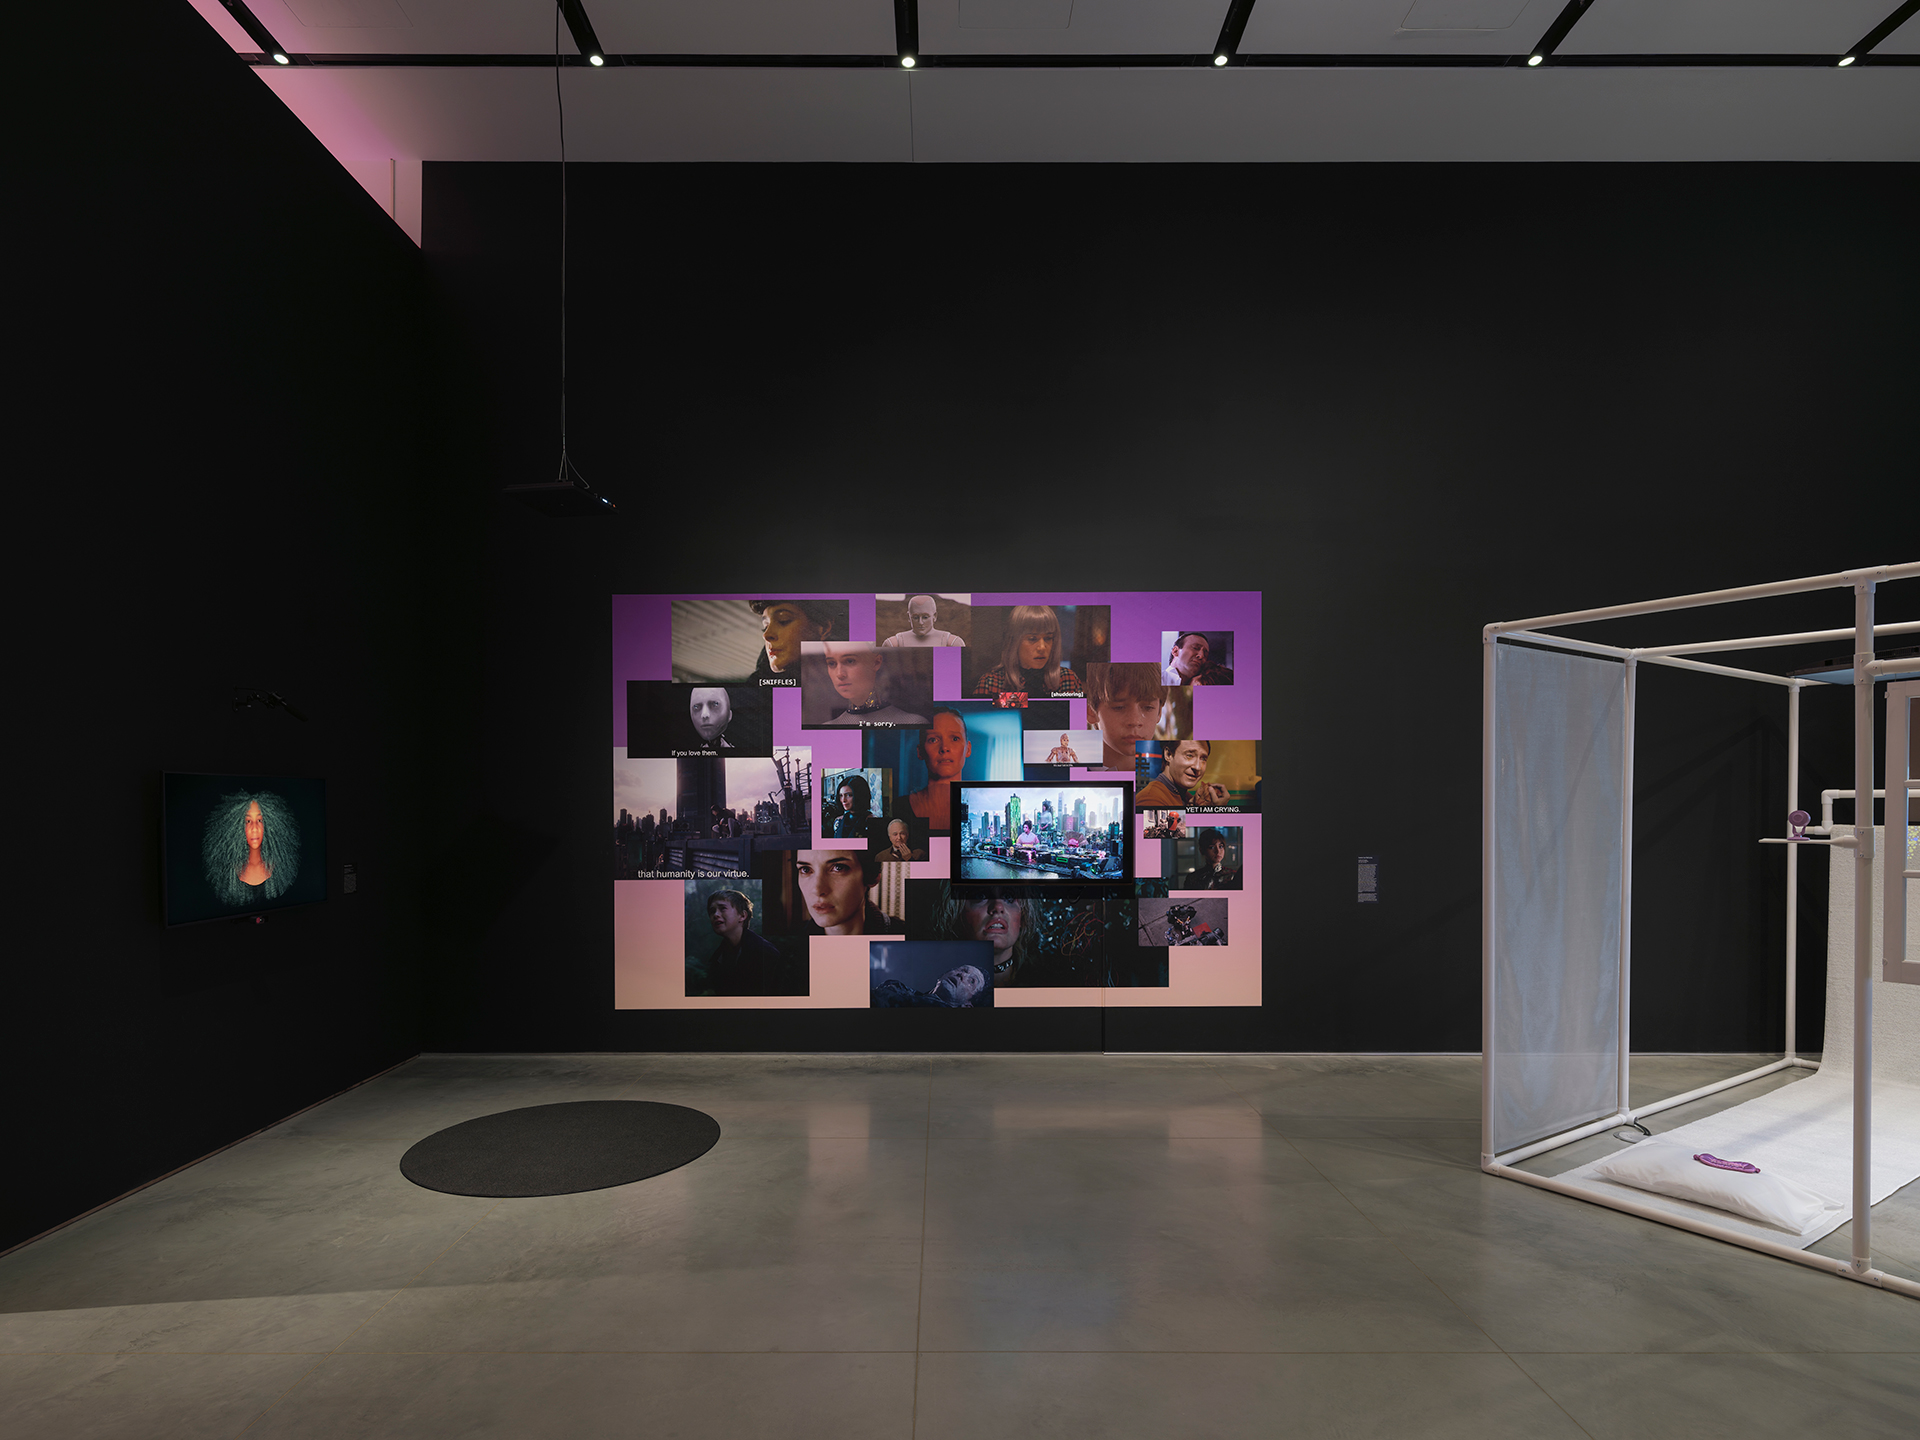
[613,592,1261,774]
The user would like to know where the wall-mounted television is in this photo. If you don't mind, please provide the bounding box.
[954,781,1133,884]
[163,773,328,925]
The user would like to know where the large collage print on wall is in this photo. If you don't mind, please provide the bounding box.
[613,593,1260,1010]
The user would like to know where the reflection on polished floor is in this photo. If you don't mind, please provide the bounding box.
[3,1054,1917,1438]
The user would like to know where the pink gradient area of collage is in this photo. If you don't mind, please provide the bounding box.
[612,592,1261,1010]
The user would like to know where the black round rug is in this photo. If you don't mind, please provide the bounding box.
[400,1100,721,1197]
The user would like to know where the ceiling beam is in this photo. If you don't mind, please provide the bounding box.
[1212,0,1259,65]
[556,0,607,66]
[239,52,1920,70]
[1846,0,1920,61]
[1526,0,1598,65]
[219,0,295,65]
[895,0,919,66]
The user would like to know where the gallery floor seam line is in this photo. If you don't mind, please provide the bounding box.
[911,1057,933,1440]
[1223,1083,1401,1244]
[1499,1351,1605,1440]
[16,1347,1914,1357]
[231,1199,505,1435]
[1224,1076,1540,1380]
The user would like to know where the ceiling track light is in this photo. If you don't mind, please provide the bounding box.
[1525,0,1597,70]
[507,2,616,517]
[1209,0,1253,73]
[219,0,297,67]
[1834,0,1919,71]
[557,0,609,69]
[901,54,916,68]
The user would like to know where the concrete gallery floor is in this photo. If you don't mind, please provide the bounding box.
[3,1055,1917,1438]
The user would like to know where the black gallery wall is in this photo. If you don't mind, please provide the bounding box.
[10,0,1915,1254]
[419,159,1915,1058]
[9,2,436,1252]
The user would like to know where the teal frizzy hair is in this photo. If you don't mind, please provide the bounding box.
[202,790,301,905]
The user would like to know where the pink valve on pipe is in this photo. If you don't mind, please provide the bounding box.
[1694,1153,1761,1174]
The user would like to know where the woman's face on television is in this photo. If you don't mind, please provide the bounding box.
[921,712,970,780]
[244,800,264,851]
[961,896,1021,957]
[796,851,866,931]
[1094,695,1159,749]
[824,644,882,702]
[760,604,825,671]
[1018,629,1054,670]
[838,784,863,815]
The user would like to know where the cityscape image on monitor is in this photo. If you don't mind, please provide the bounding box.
[955,782,1132,883]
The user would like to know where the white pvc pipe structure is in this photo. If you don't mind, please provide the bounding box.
[1851,578,1875,1274]
[1483,561,1920,1302]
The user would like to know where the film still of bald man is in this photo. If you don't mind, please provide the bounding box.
[876,593,971,648]
[627,681,773,758]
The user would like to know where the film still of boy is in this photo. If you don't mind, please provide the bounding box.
[628,681,773,757]
[1081,662,1192,772]
[684,875,807,997]
[671,598,852,685]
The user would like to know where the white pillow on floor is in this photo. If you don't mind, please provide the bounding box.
[1589,1137,1846,1234]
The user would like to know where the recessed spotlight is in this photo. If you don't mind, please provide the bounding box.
[901,54,916,68]
[1214,53,1229,66]
[589,53,604,66]
[1527,54,1543,66]
[272,52,290,64]
[1837,55,1855,66]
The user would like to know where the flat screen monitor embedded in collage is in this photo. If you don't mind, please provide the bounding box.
[162,772,328,926]
[954,782,1133,885]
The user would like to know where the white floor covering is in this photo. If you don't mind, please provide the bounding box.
[1553,827,1920,1249]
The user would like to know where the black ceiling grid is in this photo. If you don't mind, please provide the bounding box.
[220,0,300,63]
[233,0,1920,73]
[895,0,918,64]
[1848,0,1920,59]
[1211,0,1259,64]
[558,0,611,65]
[1527,0,1598,64]
[238,51,1920,68]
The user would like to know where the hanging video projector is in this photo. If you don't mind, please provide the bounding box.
[506,1,615,518]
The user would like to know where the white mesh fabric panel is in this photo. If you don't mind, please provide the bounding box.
[1493,643,1624,1152]
[1823,828,1920,1081]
